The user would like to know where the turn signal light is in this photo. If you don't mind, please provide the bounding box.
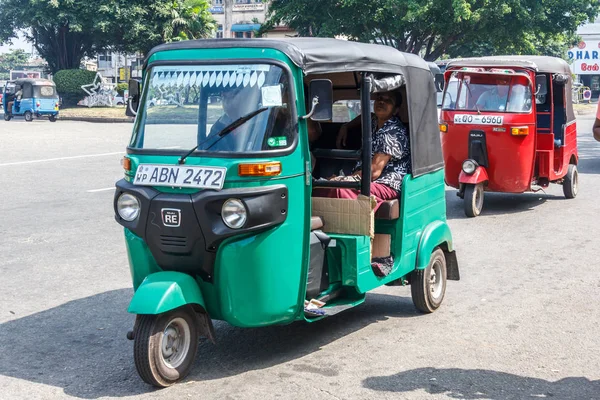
[238,162,281,177]
[511,127,529,136]
[121,156,132,172]
[439,123,448,133]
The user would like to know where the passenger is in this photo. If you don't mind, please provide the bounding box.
[476,78,509,111]
[314,91,411,277]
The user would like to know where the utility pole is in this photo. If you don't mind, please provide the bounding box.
[224,0,233,38]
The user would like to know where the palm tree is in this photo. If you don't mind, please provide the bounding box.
[161,0,216,42]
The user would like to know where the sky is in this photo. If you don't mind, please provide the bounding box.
[0,32,36,55]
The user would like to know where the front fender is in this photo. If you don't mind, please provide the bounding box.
[459,166,488,185]
[128,271,205,315]
[416,220,453,271]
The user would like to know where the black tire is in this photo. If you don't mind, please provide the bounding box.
[3,113,11,121]
[411,248,447,313]
[133,306,199,388]
[463,183,484,217]
[49,115,57,122]
[24,111,33,122]
[563,164,578,199]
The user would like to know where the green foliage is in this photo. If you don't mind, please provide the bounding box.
[0,49,29,72]
[116,82,129,96]
[265,0,600,60]
[53,69,97,106]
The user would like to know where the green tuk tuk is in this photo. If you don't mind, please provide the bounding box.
[115,38,459,387]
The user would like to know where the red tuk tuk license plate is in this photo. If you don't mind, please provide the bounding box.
[453,114,504,125]
[133,164,226,190]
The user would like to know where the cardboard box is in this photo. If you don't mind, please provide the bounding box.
[372,234,391,258]
[312,195,376,238]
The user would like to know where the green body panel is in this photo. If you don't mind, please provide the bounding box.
[124,46,315,327]
[122,45,455,326]
[128,271,206,314]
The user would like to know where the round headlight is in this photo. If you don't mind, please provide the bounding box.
[117,193,141,221]
[222,198,247,229]
[462,159,477,175]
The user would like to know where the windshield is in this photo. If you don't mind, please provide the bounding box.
[442,72,532,113]
[34,85,57,98]
[131,64,294,153]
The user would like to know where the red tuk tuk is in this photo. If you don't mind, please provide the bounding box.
[439,56,578,217]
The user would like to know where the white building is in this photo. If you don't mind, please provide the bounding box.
[209,0,295,39]
[569,17,600,97]
[96,52,144,83]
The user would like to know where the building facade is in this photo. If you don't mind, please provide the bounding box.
[569,17,600,98]
[95,52,144,83]
[209,0,295,39]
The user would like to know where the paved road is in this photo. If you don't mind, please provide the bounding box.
[0,117,599,399]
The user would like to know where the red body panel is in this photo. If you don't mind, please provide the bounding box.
[459,166,489,185]
[441,113,535,193]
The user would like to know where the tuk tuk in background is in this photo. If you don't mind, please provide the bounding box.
[116,38,459,387]
[428,61,444,108]
[439,56,578,217]
[2,78,59,122]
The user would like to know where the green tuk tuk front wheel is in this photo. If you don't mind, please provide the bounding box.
[133,306,200,387]
[411,248,447,313]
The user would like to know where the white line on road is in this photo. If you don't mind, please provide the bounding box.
[0,151,125,167]
[87,187,115,193]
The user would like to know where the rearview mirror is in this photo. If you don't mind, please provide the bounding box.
[308,79,333,121]
[535,75,547,96]
[126,79,140,117]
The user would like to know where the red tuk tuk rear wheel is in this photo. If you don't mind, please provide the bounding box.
[133,306,199,388]
[464,184,484,218]
[563,164,578,199]
[411,248,447,313]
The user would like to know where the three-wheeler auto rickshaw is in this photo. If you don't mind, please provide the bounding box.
[2,78,59,122]
[115,38,459,387]
[439,56,578,217]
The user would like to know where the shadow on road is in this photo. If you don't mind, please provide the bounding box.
[0,289,420,398]
[445,190,562,220]
[362,367,600,399]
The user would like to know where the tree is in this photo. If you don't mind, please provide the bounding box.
[0,49,30,74]
[0,0,215,74]
[264,0,600,60]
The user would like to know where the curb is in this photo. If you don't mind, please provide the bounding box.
[59,116,134,123]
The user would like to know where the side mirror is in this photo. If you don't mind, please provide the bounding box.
[306,79,333,121]
[535,75,547,97]
[126,79,141,117]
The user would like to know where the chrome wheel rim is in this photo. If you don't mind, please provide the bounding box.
[474,186,483,212]
[429,260,444,301]
[573,169,578,196]
[160,317,191,369]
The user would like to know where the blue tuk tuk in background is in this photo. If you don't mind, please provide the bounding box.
[2,78,59,122]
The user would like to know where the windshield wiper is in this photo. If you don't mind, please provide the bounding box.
[178,107,269,165]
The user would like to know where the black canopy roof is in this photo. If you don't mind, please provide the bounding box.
[146,38,432,75]
[446,56,570,74]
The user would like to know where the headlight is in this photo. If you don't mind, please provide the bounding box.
[117,193,141,221]
[222,198,247,229]
[462,159,477,175]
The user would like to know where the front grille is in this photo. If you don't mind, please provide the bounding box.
[160,235,187,248]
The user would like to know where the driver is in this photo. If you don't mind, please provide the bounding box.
[476,78,510,111]
[7,87,22,114]
[203,86,248,151]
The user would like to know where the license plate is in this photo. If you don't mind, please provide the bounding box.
[453,114,503,125]
[133,164,226,190]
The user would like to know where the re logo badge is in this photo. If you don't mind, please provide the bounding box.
[161,208,181,227]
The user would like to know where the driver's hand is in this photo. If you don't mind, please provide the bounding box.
[336,125,348,149]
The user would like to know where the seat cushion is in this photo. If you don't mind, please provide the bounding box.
[375,200,399,220]
[311,216,324,230]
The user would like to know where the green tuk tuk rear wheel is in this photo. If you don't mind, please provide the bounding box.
[133,306,200,387]
[411,248,447,313]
